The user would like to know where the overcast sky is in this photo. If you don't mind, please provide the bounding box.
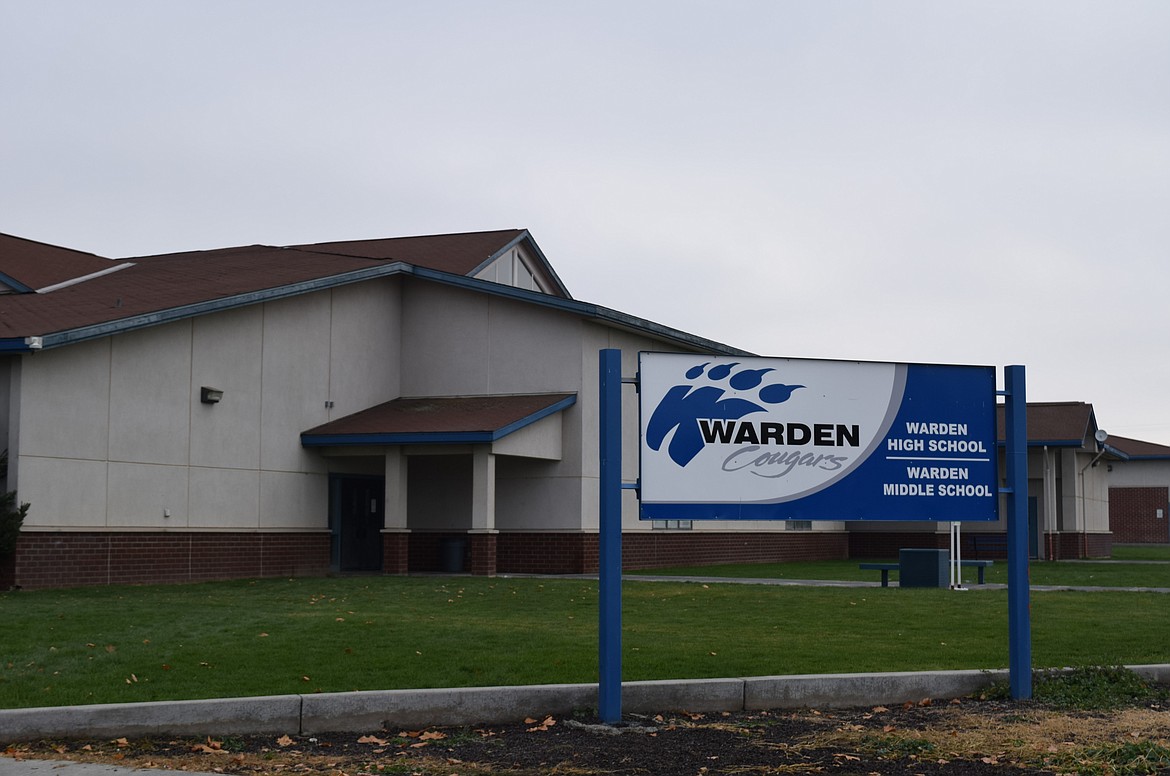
[4,2,1169,444]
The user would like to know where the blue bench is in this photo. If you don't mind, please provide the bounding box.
[858,562,899,587]
[859,559,994,587]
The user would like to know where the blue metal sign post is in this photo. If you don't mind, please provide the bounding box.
[1003,365,1032,699]
[598,348,623,723]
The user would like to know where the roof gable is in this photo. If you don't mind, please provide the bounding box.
[0,228,745,357]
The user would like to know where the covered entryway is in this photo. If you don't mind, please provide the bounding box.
[304,393,576,576]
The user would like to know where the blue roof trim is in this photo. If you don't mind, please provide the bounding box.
[24,256,749,357]
[0,339,32,353]
[301,394,578,448]
[1102,443,1132,461]
[32,262,412,350]
[408,266,752,356]
[304,430,497,446]
[0,272,34,294]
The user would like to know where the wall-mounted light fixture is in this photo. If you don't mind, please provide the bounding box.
[200,386,224,404]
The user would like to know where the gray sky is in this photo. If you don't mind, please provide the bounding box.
[4,2,1169,444]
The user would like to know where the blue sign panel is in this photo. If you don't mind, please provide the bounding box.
[638,353,999,521]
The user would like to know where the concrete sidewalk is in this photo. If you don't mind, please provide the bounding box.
[4,666,1170,775]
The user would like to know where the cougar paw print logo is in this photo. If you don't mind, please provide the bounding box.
[646,362,803,467]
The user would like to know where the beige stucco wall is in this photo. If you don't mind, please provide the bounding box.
[14,278,402,531]
[399,281,588,532]
[1108,458,1170,489]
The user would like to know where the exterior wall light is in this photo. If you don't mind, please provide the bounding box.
[200,386,224,404]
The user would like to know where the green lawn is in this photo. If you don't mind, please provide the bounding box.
[1112,544,1170,561]
[2,573,1169,710]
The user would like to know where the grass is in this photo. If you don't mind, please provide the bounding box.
[1112,544,1170,561]
[2,573,1170,710]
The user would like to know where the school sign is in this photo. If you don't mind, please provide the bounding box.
[638,353,999,521]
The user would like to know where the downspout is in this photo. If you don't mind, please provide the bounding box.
[1044,446,1053,560]
[1078,445,1108,559]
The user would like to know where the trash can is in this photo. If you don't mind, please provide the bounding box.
[898,548,948,588]
[440,537,467,573]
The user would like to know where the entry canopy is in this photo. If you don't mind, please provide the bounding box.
[638,353,999,521]
[301,393,576,447]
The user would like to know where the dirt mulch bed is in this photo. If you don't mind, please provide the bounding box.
[6,696,1170,775]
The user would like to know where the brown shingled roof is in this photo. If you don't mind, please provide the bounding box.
[301,393,576,444]
[293,229,527,276]
[0,232,124,292]
[996,402,1096,445]
[1106,435,1170,459]
[0,230,540,342]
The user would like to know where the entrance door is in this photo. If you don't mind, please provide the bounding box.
[332,476,385,572]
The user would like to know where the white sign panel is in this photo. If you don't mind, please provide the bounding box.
[638,352,998,521]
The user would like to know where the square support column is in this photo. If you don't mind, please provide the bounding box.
[471,447,496,532]
[470,447,498,575]
[382,447,410,575]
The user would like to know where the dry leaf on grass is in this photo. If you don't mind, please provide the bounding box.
[357,735,388,745]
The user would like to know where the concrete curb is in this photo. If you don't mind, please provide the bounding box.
[0,695,301,742]
[3,665,1169,743]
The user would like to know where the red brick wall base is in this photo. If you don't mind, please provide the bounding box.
[1109,487,1170,544]
[10,532,330,590]
[497,531,848,574]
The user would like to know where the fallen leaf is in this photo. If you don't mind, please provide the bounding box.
[113,738,129,748]
[419,731,446,741]
[357,735,388,745]
[276,735,294,747]
[872,706,888,713]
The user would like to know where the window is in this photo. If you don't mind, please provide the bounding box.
[651,520,693,530]
[787,520,812,531]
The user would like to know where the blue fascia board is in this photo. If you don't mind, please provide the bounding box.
[25,257,749,358]
[0,272,34,294]
[1102,443,1132,461]
[302,394,578,448]
[0,339,32,353]
[490,394,577,438]
[407,266,752,357]
[30,263,413,350]
[303,430,496,446]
